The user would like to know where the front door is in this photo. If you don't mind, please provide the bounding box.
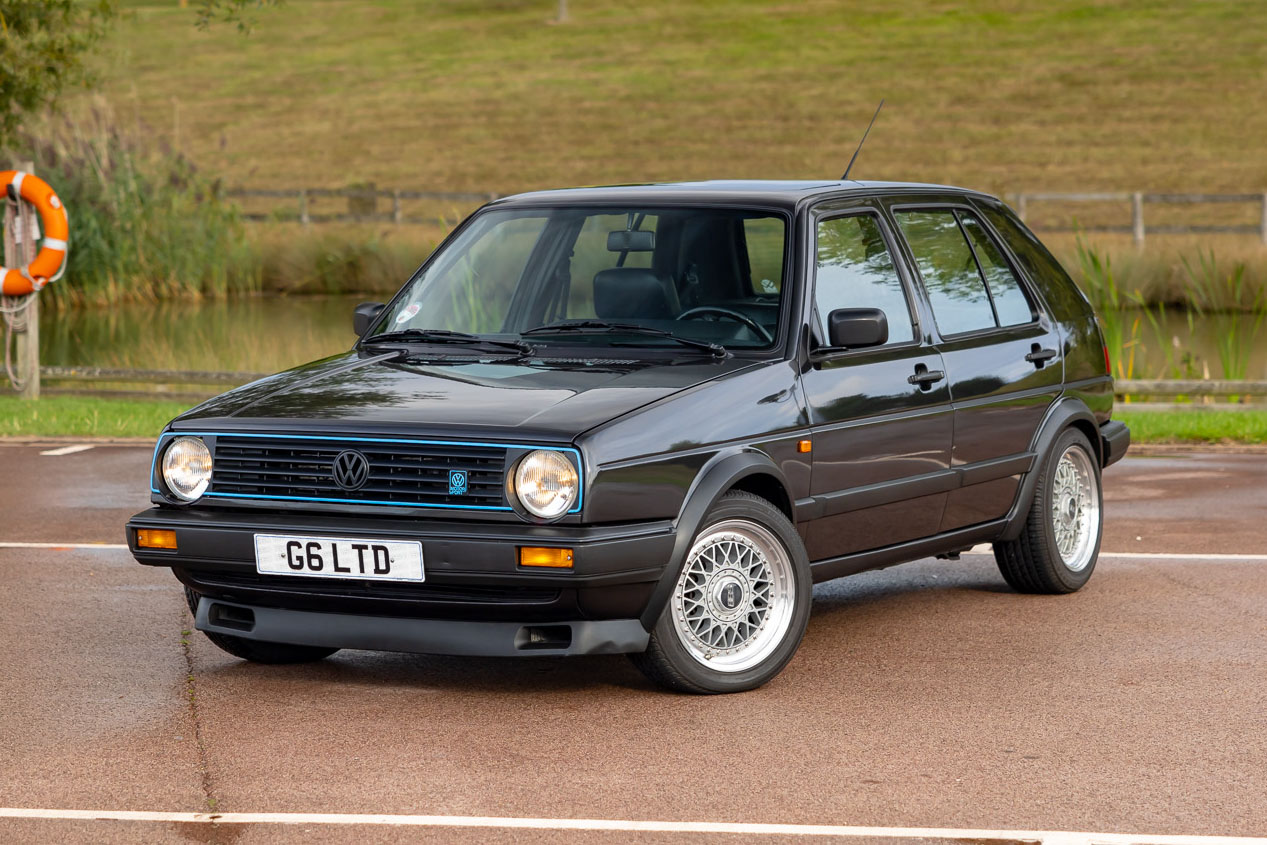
[800,209,954,564]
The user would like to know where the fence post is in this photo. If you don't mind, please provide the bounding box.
[3,159,40,399]
[1131,192,1145,245]
[1016,193,1028,222]
[1261,193,1267,246]
[299,189,310,227]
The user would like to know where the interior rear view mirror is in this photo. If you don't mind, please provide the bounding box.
[606,230,655,252]
[827,307,888,349]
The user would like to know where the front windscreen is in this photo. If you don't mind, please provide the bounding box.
[371,206,788,352]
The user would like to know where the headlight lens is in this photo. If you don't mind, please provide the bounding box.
[161,436,213,501]
[513,450,579,519]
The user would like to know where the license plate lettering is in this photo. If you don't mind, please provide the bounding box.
[256,534,423,582]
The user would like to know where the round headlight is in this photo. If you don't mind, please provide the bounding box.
[513,450,579,519]
[162,436,213,502]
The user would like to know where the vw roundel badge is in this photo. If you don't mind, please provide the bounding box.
[448,469,468,496]
[331,450,371,491]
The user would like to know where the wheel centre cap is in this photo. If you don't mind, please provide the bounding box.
[709,571,748,619]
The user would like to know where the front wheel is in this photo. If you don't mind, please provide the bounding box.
[994,428,1103,594]
[629,491,811,694]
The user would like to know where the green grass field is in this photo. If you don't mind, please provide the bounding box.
[1116,409,1267,445]
[0,396,189,438]
[88,0,1267,196]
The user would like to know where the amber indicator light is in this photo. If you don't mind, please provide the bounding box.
[797,439,812,453]
[137,529,178,550]
[519,547,574,568]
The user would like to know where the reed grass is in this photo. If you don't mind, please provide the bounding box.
[1072,241,1267,382]
[7,109,258,306]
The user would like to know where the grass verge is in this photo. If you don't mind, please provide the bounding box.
[1116,410,1267,445]
[2,396,1265,446]
[0,396,189,438]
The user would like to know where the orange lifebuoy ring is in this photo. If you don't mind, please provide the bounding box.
[1,170,69,296]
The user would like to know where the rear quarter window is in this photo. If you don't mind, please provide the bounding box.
[975,200,1088,321]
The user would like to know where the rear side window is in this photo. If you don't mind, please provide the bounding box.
[814,214,914,345]
[894,210,995,335]
[894,208,1037,336]
[958,214,1034,326]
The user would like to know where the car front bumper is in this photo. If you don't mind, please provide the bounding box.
[126,506,676,656]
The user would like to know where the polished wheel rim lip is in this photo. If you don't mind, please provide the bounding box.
[1050,444,1100,572]
[671,519,795,673]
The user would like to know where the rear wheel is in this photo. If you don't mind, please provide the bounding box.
[994,428,1103,594]
[183,586,339,665]
[629,491,811,694]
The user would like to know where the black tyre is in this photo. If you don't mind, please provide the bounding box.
[183,587,339,665]
[629,491,812,694]
[994,428,1103,594]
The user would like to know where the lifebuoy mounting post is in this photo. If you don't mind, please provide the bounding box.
[2,162,66,399]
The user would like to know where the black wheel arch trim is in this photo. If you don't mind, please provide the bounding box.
[999,396,1101,542]
[637,449,795,630]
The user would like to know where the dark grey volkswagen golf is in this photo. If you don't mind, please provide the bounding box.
[127,180,1129,693]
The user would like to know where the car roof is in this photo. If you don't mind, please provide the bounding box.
[490,179,996,210]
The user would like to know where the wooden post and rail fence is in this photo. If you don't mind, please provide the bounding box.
[224,186,1267,246]
[1011,191,1267,245]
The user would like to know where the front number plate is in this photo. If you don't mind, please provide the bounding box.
[254,534,424,582]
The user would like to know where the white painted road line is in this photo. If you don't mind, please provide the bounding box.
[964,545,1267,561]
[38,444,95,456]
[0,542,128,550]
[0,808,1263,843]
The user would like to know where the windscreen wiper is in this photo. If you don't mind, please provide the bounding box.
[522,320,727,358]
[362,328,533,355]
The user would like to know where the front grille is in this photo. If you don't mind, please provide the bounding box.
[208,435,507,509]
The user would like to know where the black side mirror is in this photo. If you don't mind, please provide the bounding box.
[353,302,385,336]
[827,307,888,349]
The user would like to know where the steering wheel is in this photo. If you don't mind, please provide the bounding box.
[676,306,774,343]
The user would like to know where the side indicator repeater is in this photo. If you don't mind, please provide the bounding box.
[797,439,812,454]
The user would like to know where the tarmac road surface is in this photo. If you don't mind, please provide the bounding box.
[0,442,1264,844]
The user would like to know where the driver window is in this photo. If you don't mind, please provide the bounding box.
[814,214,914,345]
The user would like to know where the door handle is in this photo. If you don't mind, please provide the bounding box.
[908,366,945,387]
[1025,346,1059,366]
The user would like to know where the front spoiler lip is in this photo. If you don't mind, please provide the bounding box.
[195,596,650,657]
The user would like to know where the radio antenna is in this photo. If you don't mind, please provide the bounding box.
[841,99,885,181]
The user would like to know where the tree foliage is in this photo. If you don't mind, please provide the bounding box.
[0,1,116,148]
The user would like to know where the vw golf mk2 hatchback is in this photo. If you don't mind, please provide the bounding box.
[128,181,1130,693]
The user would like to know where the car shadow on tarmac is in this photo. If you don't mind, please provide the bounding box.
[188,556,1015,695]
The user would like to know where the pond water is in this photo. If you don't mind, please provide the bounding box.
[38,297,1267,381]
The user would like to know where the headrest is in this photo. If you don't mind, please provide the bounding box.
[593,268,678,319]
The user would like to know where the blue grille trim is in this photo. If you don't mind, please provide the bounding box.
[149,431,583,514]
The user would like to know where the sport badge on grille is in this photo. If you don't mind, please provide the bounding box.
[448,469,468,496]
[331,450,370,491]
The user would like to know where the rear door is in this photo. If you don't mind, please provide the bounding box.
[888,201,1062,532]
[800,204,954,564]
